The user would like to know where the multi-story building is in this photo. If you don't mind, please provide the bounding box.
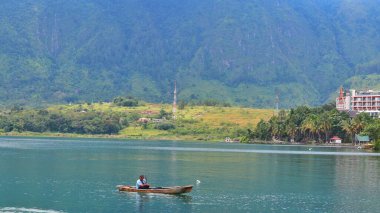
[336,87,380,118]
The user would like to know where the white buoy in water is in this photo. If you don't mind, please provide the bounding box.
[308,148,312,151]
[196,180,201,184]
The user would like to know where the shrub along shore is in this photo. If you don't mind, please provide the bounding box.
[0,97,271,142]
[241,103,380,150]
[0,97,379,150]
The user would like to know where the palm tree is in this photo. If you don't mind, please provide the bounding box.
[302,114,319,142]
[269,116,282,141]
[352,115,369,134]
[320,112,332,143]
[301,118,312,140]
[286,122,297,142]
[314,116,323,142]
[342,119,355,145]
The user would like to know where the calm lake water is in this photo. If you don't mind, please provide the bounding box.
[1,137,380,213]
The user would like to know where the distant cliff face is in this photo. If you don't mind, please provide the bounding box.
[0,0,379,107]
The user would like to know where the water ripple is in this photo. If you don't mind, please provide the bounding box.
[126,146,380,156]
[0,207,65,213]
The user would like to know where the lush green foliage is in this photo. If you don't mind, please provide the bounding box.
[362,120,380,150]
[244,104,379,145]
[0,108,129,134]
[155,123,175,131]
[0,100,272,141]
[113,97,139,107]
[0,1,379,107]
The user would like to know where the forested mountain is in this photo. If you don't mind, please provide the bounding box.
[0,0,380,107]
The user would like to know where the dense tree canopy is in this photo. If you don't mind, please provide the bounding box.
[0,1,380,107]
[243,104,379,147]
[0,108,131,134]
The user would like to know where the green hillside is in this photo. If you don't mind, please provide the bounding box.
[0,0,380,107]
[0,100,273,141]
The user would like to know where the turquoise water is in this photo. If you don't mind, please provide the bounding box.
[1,137,380,213]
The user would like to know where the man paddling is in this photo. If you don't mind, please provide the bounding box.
[136,175,150,189]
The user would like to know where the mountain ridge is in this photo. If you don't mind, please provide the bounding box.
[0,0,379,107]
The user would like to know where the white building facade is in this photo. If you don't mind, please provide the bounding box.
[336,87,380,118]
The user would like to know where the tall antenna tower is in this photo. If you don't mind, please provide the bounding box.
[172,81,177,118]
[275,95,279,114]
[274,89,279,116]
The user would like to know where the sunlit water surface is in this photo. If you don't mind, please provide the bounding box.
[1,137,380,212]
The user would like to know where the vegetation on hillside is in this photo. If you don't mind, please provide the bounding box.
[1,98,379,149]
[0,98,272,141]
[0,1,379,107]
[242,103,380,148]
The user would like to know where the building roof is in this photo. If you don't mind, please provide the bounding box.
[355,134,370,142]
[330,136,342,140]
[356,90,380,96]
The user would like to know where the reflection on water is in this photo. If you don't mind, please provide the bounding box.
[331,156,380,213]
[1,137,379,156]
[0,207,65,213]
[119,191,192,213]
[177,194,192,203]
[1,137,380,212]
[125,146,380,156]
[134,193,149,212]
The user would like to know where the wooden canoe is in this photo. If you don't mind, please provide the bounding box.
[117,185,193,194]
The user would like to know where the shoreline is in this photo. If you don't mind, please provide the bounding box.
[0,132,367,148]
[0,132,219,143]
[246,141,361,148]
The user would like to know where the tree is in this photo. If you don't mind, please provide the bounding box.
[286,121,297,142]
[113,97,138,107]
[329,110,350,141]
[289,106,311,127]
[269,116,285,141]
[158,108,172,119]
[301,114,323,142]
[255,120,271,141]
[362,119,380,150]
[239,128,256,143]
[155,123,175,130]
[320,112,332,143]
[349,113,373,145]
[178,100,186,110]
[342,119,355,145]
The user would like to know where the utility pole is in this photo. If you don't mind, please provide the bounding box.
[172,81,177,119]
[274,89,279,116]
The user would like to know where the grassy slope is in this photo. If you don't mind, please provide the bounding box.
[46,102,273,141]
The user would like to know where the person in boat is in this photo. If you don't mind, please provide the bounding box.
[136,175,150,189]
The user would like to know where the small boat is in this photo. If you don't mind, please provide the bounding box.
[117,185,193,194]
[363,143,374,149]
